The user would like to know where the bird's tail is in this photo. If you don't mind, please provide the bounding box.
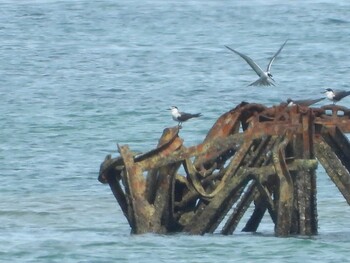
[191,113,202,118]
[248,78,275,86]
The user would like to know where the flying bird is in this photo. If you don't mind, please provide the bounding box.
[323,88,350,104]
[169,106,202,126]
[225,40,288,86]
[286,97,325,107]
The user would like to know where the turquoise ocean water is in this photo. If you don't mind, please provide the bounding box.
[1,0,350,262]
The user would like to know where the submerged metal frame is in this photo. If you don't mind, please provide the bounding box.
[98,102,350,236]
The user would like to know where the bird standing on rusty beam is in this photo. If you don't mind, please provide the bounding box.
[225,40,288,86]
[323,88,350,104]
[169,106,202,126]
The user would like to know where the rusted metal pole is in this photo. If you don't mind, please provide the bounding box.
[221,181,257,235]
[290,108,318,235]
[273,135,294,237]
[315,134,350,205]
[145,127,182,204]
[118,145,156,234]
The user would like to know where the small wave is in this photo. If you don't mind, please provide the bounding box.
[107,88,125,93]
[325,18,349,25]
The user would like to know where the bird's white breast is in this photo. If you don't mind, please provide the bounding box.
[325,91,335,100]
[171,109,181,121]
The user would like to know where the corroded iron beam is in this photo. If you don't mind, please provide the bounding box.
[145,127,183,204]
[273,136,294,237]
[314,105,350,133]
[291,108,318,235]
[221,181,257,235]
[118,145,155,234]
[98,127,181,184]
[315,134,350,205]
[99,133,244,184]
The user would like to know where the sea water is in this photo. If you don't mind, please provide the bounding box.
[1,0,350,262]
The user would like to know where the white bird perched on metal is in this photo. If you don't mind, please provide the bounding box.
[169,106,202,126]
[323,88,350,104]
[225,40,288,86]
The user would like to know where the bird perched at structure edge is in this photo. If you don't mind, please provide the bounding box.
[225,39,288,86]
[169,106,202,126]
[323,88,350,104]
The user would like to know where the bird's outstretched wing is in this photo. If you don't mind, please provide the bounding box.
[225,45,265,77]
[266,39,288,72]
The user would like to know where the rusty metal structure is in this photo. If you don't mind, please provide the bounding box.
[98,102,350,236]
